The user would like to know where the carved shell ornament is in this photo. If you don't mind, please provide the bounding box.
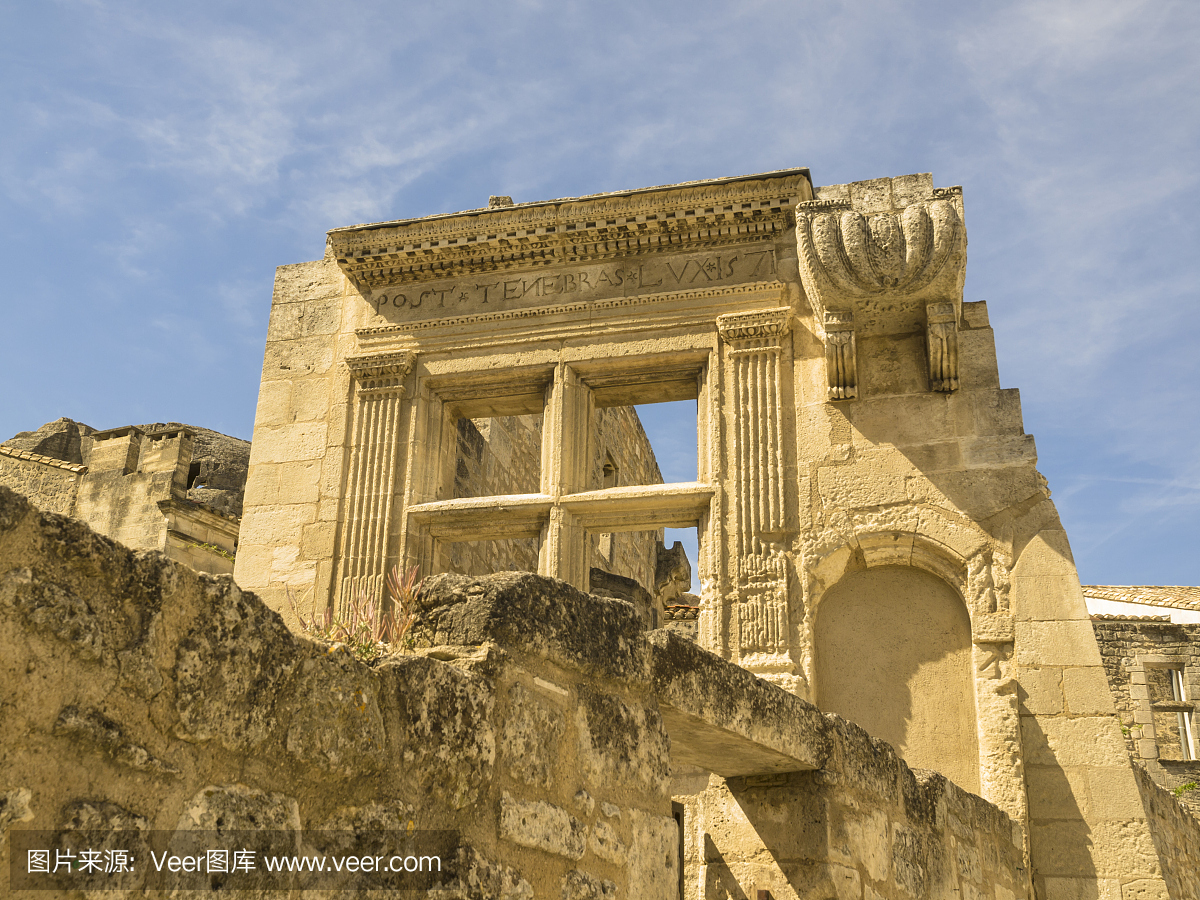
[800,200,963,298]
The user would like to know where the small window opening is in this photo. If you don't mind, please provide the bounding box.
[602,454,618,489]
[1148,666,1197,761]
[1171,669,1197,761]
[187,462,203,489]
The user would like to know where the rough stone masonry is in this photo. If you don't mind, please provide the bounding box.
[2,485,1031,898]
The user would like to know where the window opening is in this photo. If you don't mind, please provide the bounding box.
[452,413,543,499]
[631,399,698,485]
[1170,668,1196,761]
[663,527,699,595]
[1148,665,1196,761]
[441,537,540,578]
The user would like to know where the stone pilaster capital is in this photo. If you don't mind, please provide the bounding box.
[716,308,790,344]
[345,350,416,381]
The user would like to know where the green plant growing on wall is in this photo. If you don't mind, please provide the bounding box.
[288,564,421,661]
[1173,782,1197,798]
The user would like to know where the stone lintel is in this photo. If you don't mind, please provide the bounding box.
[646,630,828,776]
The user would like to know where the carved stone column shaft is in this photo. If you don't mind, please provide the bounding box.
[338,352,415,610]
[718,309,794,670]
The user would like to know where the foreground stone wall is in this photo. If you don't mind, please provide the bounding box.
[1,485,1034,898]
[1133,765,1200,900]
[0,485,676,898]
[679,760,1023,900]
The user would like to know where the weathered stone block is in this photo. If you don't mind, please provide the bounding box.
[1017,667,1064,715]
[498,793,586,859]
[1062,667,1118,716]
[412,573,648,684]
[1016,621,1105,667]
[1020,716,1129,768]
[251,422,329,464]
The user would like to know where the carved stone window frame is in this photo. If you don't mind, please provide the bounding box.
[1130,654,1199,762]
[399,349,717,596]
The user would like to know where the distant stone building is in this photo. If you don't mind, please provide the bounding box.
[1086,587,1200,815]
[0,417,248,575]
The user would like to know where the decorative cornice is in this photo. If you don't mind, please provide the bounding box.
[330,170,813,291]
[716,307,791,342]
[357,280,787,337]
[0,445,87,473]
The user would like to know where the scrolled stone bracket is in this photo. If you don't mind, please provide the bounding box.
[926,301,959,392]
[823,310,857,401]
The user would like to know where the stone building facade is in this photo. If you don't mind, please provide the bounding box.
[0,417,247,575]
[230,167,1198,897]
[1091,612,1200,814]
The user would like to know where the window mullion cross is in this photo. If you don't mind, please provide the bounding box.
[538,363,593,588]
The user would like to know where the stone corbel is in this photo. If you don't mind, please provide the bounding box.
[926,301,959,392]
[824,310,857,401]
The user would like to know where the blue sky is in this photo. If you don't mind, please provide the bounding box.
[1,1,1197,587]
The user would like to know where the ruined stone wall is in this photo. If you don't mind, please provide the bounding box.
[587,406,664,595]
[1,484,1035,899]
[71,427,192,554]
[0,486,678,899]
[1092,615,1200,814]
[677,750,1025,900]
[0,449,82,516]
[1133,765,1200,900]
[1,422,245,578]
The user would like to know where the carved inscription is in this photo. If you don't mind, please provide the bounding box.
[369,249,777,321]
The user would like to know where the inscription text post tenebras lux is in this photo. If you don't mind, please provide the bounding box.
[370,250,778,317]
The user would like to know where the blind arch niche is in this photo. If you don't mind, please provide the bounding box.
[815,564,979,793]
